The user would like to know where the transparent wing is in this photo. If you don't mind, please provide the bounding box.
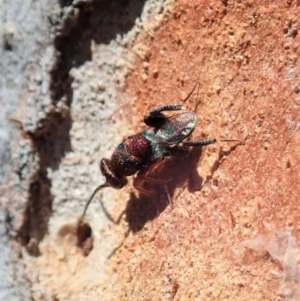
[152,112,198,144]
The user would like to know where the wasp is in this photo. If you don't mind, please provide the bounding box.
[81,90,238,218]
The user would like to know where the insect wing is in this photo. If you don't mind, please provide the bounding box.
[155,112,197,144]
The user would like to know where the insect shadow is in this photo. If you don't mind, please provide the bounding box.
[125,145,204,233]
[101,145,206,258]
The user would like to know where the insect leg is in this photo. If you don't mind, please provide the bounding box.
[183,138,217,147]
[144,104,183,127]
[133,176,158,195]
[133,173,169,195]
[133,159,171,194]
[166,138,216,157]
[165,144,190,157]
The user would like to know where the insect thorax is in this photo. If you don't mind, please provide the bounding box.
[111,134,152,176]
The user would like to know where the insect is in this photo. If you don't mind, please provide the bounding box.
[81,87,237,218]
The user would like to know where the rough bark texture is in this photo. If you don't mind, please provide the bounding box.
[1,0,300,300]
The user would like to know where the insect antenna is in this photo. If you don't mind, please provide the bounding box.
[194,82,201,113]
[81,183,108,219]
[181,82,202,113]
[182,82,199,105]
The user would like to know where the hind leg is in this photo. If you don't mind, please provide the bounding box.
[164,138,217,157]
[144,104,183,127]
[133,159,168,194]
